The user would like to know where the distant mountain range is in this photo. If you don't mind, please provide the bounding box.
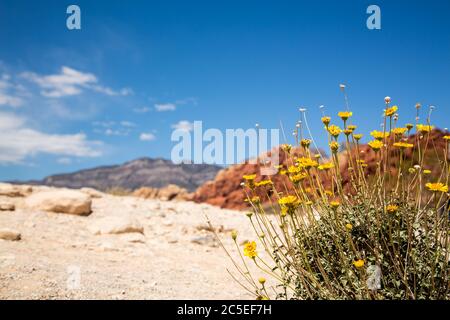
[17,158,222,192]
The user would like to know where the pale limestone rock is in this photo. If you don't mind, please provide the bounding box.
[88,216,144,235]
[0,203,15,211]
[0,183,33,197]
[25,189,92,216]
[80,187,104,199]
[0,229,21,241]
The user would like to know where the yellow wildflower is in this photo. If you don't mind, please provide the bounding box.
[345,223,353,231]
[321,116,331,126]
[231,230,238,240]
[329,141,340,153]
[423,169,431,175]
[278,195,300,207]
[245,196,261,204]
[324,190,333,197]
[288,165,301,174]
[255,180,273,187]
[370,130,389,140]
[425,182,448,192]
[290,173,307,184]
[318,162,334,171]
[384,105,398,117]
[416,124,434,133]
[338,111,353,121]
[353,259,365,269]
[344,129,353,136]
[392,127,408,136]
[386,204,398,214]
[278,196,301,215]
[297,157,319,169]
[443,135,450,141]
[353,133,363,141]
[300,139,311,148]
[330,201,340,209]
[243,241,257,259]
[368,140,384,151]
[258,277,266,285]
[347,125,357,131]
[243,174,256,181]
[393,142,413,149]
[327,125,342,138]
[281,144,292,153]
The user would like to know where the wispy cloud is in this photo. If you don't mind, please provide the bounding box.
[0,74,24,107]
[0,112,102,164]
[133,106,150,113]
[154,98,197,112]
[57,157,72,165]
[171,120,194,132]
[154,103,176,112]
[92,120,135,136]
[120,121,136,127]
[139,132,156,141]
[21,66,132,98]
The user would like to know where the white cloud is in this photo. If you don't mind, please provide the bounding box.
[21,66,96,98]
[92,120,116,128]
[0,74,24,107]
[175,97,198,106]
[139,132,156,141]
[155,103,176,112]
[171,120,194,132]
[133,106,150,113]
[21,66,131,98]
[57,157,72,165]
[0,112,102,164]
[120,121,136,127]
[91,85,133,96]
[92,120,134,136]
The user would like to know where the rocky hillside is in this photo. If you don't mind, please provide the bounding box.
[19,158,221,192]
[0,183,262,299]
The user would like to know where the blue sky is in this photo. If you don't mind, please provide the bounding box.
[0,0,449,181]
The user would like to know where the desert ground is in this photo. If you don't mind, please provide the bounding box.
[0,184,261,300]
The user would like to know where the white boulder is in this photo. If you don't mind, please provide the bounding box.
[88,216,144,235]
[25,189,92,216]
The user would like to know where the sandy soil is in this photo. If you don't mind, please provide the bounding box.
[0,190,265,300]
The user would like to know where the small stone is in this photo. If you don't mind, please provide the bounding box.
[120,233,146,244]
[88,216,144,235]
[0,229,21,241]
[0,203,15,211]
[191,235,218,247]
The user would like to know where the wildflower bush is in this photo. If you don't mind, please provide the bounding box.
[216,94,449,300]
